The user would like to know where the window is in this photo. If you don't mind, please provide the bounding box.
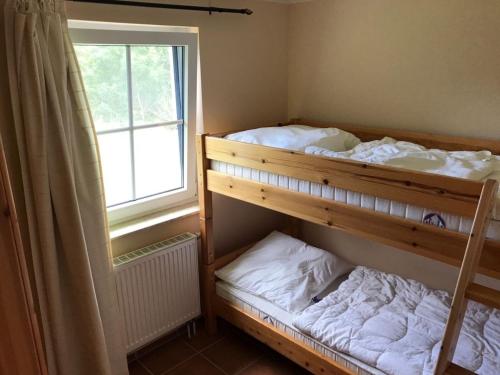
[69,21,198,224]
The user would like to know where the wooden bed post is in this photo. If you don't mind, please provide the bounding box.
[434,179,499,375]
[196,133,217,334]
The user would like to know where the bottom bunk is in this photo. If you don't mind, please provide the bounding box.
[212,231,499,375]
[215,281,380,375]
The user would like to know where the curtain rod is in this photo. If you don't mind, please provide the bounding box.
[70,0,253,15]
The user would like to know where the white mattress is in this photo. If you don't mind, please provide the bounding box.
[212,160,500,240]
[216,280,384,375]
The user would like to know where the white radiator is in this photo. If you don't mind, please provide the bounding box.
[113,233,200,352]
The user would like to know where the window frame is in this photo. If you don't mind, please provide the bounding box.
[69,21,198,225]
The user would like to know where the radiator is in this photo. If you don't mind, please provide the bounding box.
[113,233,200,352]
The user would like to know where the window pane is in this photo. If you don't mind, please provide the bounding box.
[98,132,133,206]
[134,125,182,198]
[75,45,129,132]
[131,46,177,125]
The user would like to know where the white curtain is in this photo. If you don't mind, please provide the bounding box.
[3,0,128,374]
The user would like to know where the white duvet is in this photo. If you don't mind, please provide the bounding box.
[306,137,500,182]
[227,127,500,185]
[293,266,500,375]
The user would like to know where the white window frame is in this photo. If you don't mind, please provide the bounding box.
[69,21,198,225]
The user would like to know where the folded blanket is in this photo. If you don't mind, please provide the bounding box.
[293,266,500,375]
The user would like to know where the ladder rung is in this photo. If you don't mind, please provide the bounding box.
[465,283,500,309]
[445,363,475,375]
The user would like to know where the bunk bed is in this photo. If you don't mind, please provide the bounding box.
[196,119,500,375]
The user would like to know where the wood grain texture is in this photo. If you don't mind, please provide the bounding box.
[207,171,500,278]
[445,363,475,375]
[206,137,481,217]
[465,283,500,310]
[196,135,215,264]
[196,134,213,221]
[215,295,355,375]
[196,134,217,333]
[292,119,500,155]
[434,179,498,374]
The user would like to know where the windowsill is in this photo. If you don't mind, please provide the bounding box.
[109,201,199,239]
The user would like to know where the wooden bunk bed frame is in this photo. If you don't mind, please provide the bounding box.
[196,119,500,375]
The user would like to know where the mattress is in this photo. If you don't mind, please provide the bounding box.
[212,160,500,240]
[216,280,384,375]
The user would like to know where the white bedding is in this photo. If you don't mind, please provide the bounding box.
[307,137,500,215]
[215,231,353,313]
[216,280,383,375]
[306,137,500,183]
[293,266,500,375]
[225,124,360,152]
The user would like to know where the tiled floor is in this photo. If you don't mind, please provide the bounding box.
[128,319,309,375]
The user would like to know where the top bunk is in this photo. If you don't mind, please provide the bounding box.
[196,119,500,279]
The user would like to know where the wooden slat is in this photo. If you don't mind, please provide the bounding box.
[479,239,500,277]
[293,118,500,155]
[196,134,217,334]
[207,171,500,278]
[214,243,255,270]
[445,363,475,375]
[465,283,500,310]
[206,137,482,217]
[215,296,355,375]
[197,134,213,220]
[196,134,215,264]
[434,179,498,374]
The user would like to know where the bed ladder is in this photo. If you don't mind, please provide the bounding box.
[434,179,499,375]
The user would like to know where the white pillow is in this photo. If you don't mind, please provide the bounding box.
[225,125,360,152]
[215,231,353,313]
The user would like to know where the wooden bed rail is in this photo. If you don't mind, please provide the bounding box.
[207,170,500,278]
[205,137,482,217]
[215,296,355,375]
[196,134,217,334]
